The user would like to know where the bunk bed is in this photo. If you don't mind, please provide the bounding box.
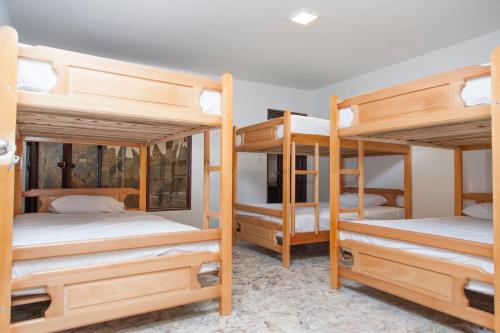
[0,26,233,333]
[234,111,411,267]
[330,47,499,330]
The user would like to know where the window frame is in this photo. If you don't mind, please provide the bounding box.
[146,136,192,212]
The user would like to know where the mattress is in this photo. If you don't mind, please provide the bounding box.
[275,115,330,138]
[16,58,222,115]
[339,216,493,295]
[338,74,492,128]
[237,203,405,234]
[13,211,219,295]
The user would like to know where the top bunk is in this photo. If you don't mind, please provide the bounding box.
[235,111,409,156]
[1,26,232,146]
[332,46,499,148]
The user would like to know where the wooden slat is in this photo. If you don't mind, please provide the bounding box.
[330,95,341,289]
[218,73,233,315]
[13,228,221,261]
[235,203,283,217]
[295,202,318,208]
[454,148,463,216]
[14,136,23,216]
[295,170,318,175]
[358,141,365,219]
[291,141,296,236]
[282,111,292,267]
[203,131,210,229]
[490,45,500,332]
[139,144,147,211]
[404,151,412,218]
[314,143,320,234]
[340,168,359,175]
[339,208,359,213]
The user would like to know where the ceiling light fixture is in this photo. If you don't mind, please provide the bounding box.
[290,11,318,25]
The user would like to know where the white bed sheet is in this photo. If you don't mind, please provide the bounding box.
[13,212,219,295]
[339,216,493,295]
[276,115,330,138]
[237,203,405,234]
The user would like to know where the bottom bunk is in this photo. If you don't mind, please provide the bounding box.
[10,190,224,333]
[337,215,494,329]
[235,188,406,257]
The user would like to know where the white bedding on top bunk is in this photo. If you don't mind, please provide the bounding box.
[275,115,330,138]
[13,211,219,295]
[340,216,493,295]
[237,203,405,233]
[16,58,222,115]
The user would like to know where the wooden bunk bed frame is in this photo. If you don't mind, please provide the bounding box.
[234,111,411,267]
[330,47,499,330]
[0,26,233,333]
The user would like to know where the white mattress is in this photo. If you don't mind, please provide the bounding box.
[237,203,405,234]
[13,212,219,295]
[276,115,330,138]
[16,58,222,115]
[340,216,493,295]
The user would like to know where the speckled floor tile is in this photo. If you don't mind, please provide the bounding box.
[12,242,493,332]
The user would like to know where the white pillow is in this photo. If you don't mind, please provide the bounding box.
[396,195,405,208]
[49,195,125,214]
[340,193,387,208]
[462,203,493,221]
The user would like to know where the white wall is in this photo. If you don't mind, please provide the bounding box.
[312,29,500,217]
[158,79,312,227]
[0,0,10,26]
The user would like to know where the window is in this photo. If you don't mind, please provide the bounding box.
[26,138,192,211]
[147,137,191,211]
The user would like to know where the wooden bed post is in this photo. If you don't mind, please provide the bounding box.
[0,26,18,332]
[203,131,210,229]
[14,136,24,216]
[330,95,341,289]
[219,73,233,315]
[357,141,365,220]
[404,151,412,218]
[139,144,147,211]
[282,111,292,267]
[491,46,500,332]
[232,126,238,245]
[454,147,463,216]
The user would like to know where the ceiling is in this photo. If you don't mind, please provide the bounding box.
[5,0,500,89]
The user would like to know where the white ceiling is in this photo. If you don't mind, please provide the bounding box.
[6,0,500,89]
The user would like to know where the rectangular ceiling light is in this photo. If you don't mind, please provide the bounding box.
[290,11,318,25]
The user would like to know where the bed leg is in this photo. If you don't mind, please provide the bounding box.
[282,242,291,267]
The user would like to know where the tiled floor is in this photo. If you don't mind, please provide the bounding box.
[13,242,493,332]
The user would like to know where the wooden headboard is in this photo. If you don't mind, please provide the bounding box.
[22,188,140,213]
[343,187,404,208]
[463,192,492,204]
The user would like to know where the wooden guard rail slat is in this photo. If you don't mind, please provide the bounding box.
[340,168,360,175]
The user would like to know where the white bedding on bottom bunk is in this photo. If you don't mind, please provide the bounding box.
[13,212,219,295]
[339,216,493,295]
[237,203,405,234]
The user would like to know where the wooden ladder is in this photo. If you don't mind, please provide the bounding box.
[339,140,365,219]
[203,131,220,228]
[291,142,320,235]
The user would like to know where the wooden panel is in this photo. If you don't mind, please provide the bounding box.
[65,268,190,310]
[359,84,449,122]
[68,67,192,108]
[242,126,277,146]
[354,252,452,301]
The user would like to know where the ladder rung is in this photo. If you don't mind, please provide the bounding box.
[208,166,220,172]
[340,168,360,175]
[340,207,359,213]
[295,170,318,175]
[207,210,220,218]
[295,202,318,208]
